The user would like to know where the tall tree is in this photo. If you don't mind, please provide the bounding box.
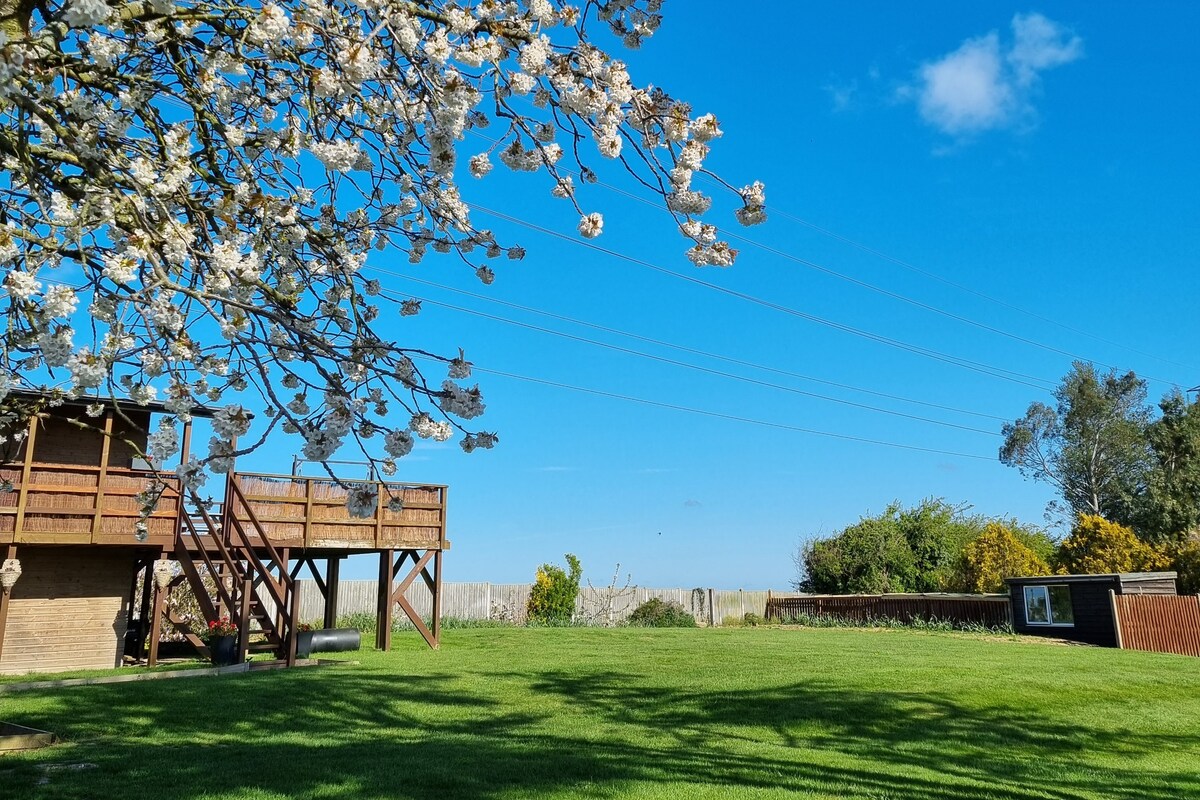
[1000,362,1151,524]
[0,1,762,518]
[1133,390,1200,544]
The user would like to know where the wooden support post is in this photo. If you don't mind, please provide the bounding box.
[237,577,252,664]
[1109,589,1125,649]
[0,543,16,662]
[147,556,168,667]
[276,547,289,639]
[376,549,393,651]
[174,419,193,541]
[431,550,443,649]
[286,582,300,666]
[303,478,314,548]
[135,559,153,654]
[92,410,114,542]
[13,416,38,540]
[324,556,341,630]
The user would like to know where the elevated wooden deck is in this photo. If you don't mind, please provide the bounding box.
[0,463,448,553]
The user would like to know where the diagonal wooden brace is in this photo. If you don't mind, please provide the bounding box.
[391,550,438,649]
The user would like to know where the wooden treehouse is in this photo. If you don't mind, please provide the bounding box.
[0,392,449,676]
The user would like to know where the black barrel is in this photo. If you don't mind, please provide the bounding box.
[296,628,361,658]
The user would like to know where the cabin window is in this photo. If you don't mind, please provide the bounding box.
[1023,585,1074,626]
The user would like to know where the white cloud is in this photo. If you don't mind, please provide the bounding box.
[917,33,1014,135]
[1009,12,1084,86]
[910,12,1083,136]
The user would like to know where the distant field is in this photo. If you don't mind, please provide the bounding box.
[2,627,1198,799]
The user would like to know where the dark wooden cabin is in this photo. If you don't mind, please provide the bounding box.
[1005,572,1178,647]
[0,391,449,675]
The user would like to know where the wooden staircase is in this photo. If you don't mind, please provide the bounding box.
[173,477,299,665]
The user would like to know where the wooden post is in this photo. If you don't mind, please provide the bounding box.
[303,477,314,549]
[1109,589,1125,649]
[0,543,16,661]
[147,556,168,666]
[376,549,393,651]
[174,419,193,541]
[431,550,443,648]
[13,416,38,540]
[374,485,384,548]
[92,410,114,542]
[324,556,341,630]
[135,560,153,654]
[286,583,300,666]
[237,577,252,664]
[276,547,290,639]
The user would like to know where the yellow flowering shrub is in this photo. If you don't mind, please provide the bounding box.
[958,522,1051,593]
[526,554,582,624]
[1056,514,1171,575]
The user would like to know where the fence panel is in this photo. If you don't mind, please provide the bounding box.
[296,582,1017,629]
[765,594,1011,627]
[1114,594,1200,657]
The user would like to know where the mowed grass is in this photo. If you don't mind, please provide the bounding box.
[2,627,1199,799]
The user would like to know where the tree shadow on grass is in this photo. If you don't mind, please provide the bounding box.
[1,667,1197,800]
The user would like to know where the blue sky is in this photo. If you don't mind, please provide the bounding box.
[236,3,1200,589]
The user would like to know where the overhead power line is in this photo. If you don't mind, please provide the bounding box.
[467,202,1057,391]
[763,206,1199,375]
[371,269,1011,424]
[468,126,1185,383]
[430,359,995,462]
[380,286,1001,437]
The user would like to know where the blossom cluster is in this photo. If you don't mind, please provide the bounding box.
[0,0,758,519]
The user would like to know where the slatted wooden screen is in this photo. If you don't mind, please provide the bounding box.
[765,594,1012,627]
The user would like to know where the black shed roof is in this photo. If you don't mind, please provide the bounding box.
[1004,571,1177,586]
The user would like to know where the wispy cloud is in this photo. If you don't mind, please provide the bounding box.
[534,465,578,473]
[905,12,1082,137]
[683,499,703,508]
[824,79,859,113]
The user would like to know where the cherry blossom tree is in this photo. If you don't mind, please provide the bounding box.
[0,0,763,518]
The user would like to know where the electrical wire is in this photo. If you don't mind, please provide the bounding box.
[370,268,1012,423]
[381,287,1001,436]
[424,358,996,462]
[467,202,1057,391]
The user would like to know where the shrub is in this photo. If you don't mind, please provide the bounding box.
[742,612,763,627]
[1056,514,1171,575]
[337,611,379,632]
[627,598,697,628]
[957,522,1051,592]
[796,499,986,594]
[527,554,582,625]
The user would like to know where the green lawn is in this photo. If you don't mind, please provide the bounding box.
[2,627,1198,799]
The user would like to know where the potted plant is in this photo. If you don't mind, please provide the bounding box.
[202,616,239,666]
[296,622,316,658]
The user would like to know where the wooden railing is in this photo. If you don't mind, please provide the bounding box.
[0,462,180,545]
[0,463,448,553]
[229,472,448,551]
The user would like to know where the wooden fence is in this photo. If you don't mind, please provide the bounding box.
[764,593,1012,628]
[1113,594,1200,657]
[294,580,779,626]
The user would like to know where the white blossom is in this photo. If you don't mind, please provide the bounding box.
[0,0,757,513]
[345,484,378,518]
[310,140,363,172]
